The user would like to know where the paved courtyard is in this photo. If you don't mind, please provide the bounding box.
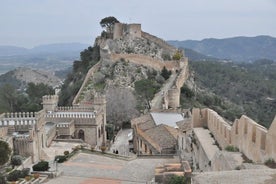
[45,152,178,184]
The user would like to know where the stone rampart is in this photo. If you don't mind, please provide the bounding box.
[110,53,180,71]
[141,31,176,53]
[72,61,101,105]
[192,108,276,163]
[113,23,141,39]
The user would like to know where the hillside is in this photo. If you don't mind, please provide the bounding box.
[0,43,89,74]
[0,67,62,90]
[181,60,276,128]
[168,35,276,62]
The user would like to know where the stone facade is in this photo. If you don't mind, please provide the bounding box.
[113,23,141,39]
[0,94,107,163]
[192,108,276,167]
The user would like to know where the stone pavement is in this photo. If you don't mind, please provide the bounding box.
[109,129,134,157]
[45,152,179,184]
[193,169,276,184]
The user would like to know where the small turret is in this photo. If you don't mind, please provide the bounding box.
[42,95,58,112]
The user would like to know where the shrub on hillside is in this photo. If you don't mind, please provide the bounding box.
[161,67,171,80]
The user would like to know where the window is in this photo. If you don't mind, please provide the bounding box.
[252,126,256,143]
[244,122,248,134]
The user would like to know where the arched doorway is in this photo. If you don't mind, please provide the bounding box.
[78,129,85,141]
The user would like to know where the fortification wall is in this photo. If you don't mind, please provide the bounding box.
[266,116,276,160]
[0,127,8,137]
[110,53,180,71]
[192,108,276,163]
[174,59,189,89]
[72,61,101,105]
[128,24,142,38]
[42,95,58,112]
[168,87,180,108]
[113,23,142,39]
[141,31,176,53]
[113,23,123,39]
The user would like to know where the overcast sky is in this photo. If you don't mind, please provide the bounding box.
[1,0,276,48]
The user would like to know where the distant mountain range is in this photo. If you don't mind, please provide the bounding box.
[0,43,90,56]
[168,35,276,62]
[0,43,90,74]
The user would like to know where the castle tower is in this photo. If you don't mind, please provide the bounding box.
[42,95,58,112]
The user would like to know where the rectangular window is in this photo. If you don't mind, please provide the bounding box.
[244,122,248,134]
[252,126,256,143]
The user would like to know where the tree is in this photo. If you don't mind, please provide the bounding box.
[134,79,161,109]
[100,16,119,33]
[172,50,183,60]
[106,86,139,129]
[161,66,172,80]
[0,140,11,166]
[0,84,19,112]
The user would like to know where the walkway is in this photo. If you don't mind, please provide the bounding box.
[45,152,179,184]
[151,72,177,110]
[109,129,134,157]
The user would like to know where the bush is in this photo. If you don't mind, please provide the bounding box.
[161,67,172,80]
[225,145,239,152]
[181,85,194,98]
[64,151,69,156]
[5,167,12,173]
[0,174,6,184]
[172,50,183,60]
[11,155,23,167]
[168,175,190,184]
[265,158,276,168]
[7,170,22,181]
[21,168,30,177]
[55,155,67,163]
[32,161,49,171]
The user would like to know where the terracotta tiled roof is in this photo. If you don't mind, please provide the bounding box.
[145,124,178,149]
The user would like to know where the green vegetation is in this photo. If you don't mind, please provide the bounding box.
[11,155,23,167]
[55,155,67,163]
[225,145,239,152]
[100,16,119,32]
[0,82,54,113]
[59,45,100,106]
[135,79,161,109]
[265,158,276,168]
[168,175,191,184]
[0,140,11,166]
[161,66,172,80]
[172,50,183,60]
[0,174,6,184]
[181,60,276,128]
[32,161,49,171]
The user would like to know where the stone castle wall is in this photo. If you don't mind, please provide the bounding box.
[72,61,101,105]
[192,108,276,163]
[141,31,176,53]
[110,53,180,71]
[113,23,141,39]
